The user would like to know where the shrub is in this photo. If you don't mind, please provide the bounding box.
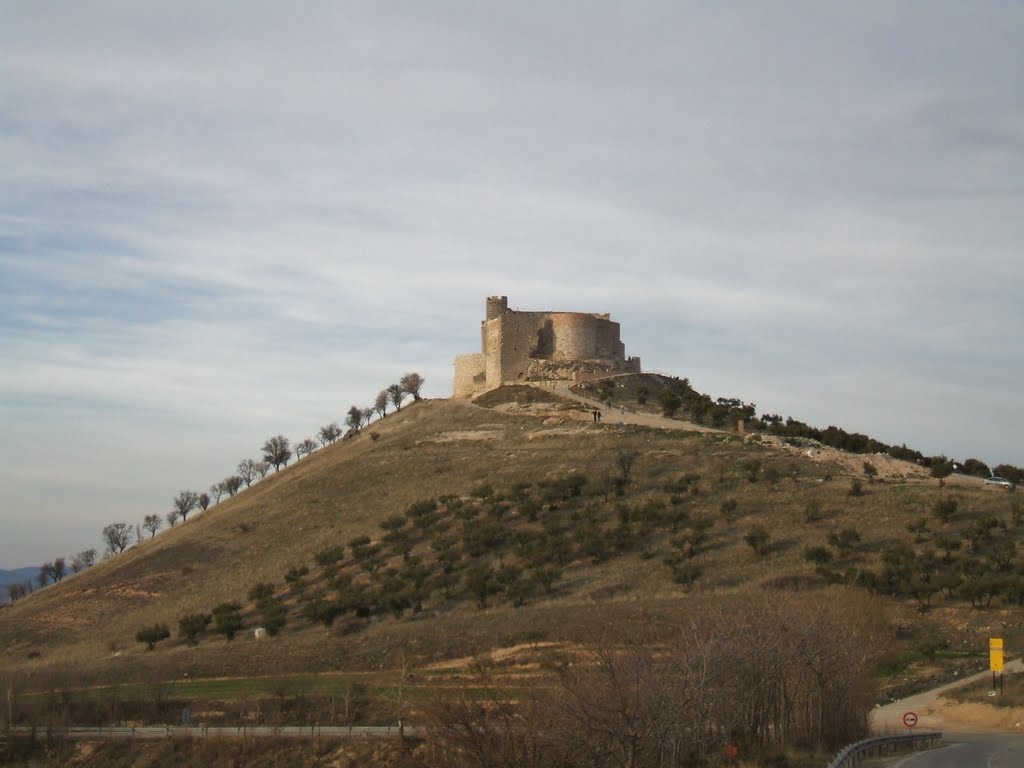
[315,546,346,567]
[465,563,499,609]
[212,603,243,641]
[935,533,962,562]
[664,474,701,495]
[248,582,276,607]
[803,546,833,565]
[933,497,959,524]
[740,459,762,483]
[284,565,310,592]
[658,390,682,417]
[301,594,345,627]
[664,556,702,588]
[470,483,495,500]
[539,473,588,502]
[906,517,930,542]
[178,613,212,645]
[135,623,170,650]
[744,526,771,556]
[803,499,823,523]
[719,499,739,520]
[260,602,288,636]
[848,478,864,497]
[406,499,439,529]
[533,565,561,594]
[827,528,862,555]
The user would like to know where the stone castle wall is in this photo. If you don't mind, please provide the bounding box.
[453,296,640,397]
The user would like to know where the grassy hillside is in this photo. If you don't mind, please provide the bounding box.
[1,382,1020,708]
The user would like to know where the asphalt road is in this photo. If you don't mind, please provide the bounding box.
[883,732,1024,767]
[869,657,1024,766]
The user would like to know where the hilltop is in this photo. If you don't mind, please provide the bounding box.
[1,375,1021,753]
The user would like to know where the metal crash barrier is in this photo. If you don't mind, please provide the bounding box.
[826,732,942,767]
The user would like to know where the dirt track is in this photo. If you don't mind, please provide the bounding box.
[870,658,1024,734]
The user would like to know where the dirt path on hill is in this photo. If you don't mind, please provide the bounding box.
[870,658,1024,734]
[550,382,719,433]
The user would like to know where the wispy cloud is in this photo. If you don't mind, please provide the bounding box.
[2,2,1022,566]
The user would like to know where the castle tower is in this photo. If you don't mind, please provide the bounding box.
[454,296,640,397]
[486,296,508,320]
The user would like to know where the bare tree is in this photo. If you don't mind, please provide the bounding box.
[209,482,224,504]
[387,383,405,411]
[374,390,389,420]
[134,524,143,545]
[549,634,677,768]
[102,522,133,557]
[50,557,66,581]
[400,372,425,401]
[295,438,318,460]
[37,564,51,588]
[262,435,292,471]
[71,549,96,573]
[173,490,200,522]
[362,407,375,426]
[429,689,546,768]
[237,458,259,487]
[255,460,270,480]
[198,492,210,511]
[166,510,180,527]
[143,513,162,538]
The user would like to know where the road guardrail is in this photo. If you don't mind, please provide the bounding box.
[826,731,942,767]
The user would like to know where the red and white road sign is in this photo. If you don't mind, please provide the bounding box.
[903,711,918,728]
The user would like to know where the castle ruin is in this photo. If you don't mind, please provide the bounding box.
[453,296,641,397]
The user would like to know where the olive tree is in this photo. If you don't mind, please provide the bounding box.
[136,623,170,650]
[71,549,96,572]
[930,459,954,488]
[295,438,318,459]
[387,383,405,411]
[221,475,243,497]
[237,458,259,487]
[345,405,364,432]
[102,522,133,556]
[262,435,292,471]
[374,390,389,420]
[318,422,342,446]
[400,372,424,401]
[143,513,162,537]
[178,613,212,645]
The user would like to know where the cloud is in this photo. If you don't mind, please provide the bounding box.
[1,2,1022,565]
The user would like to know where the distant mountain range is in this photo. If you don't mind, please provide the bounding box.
[0,567,38,601]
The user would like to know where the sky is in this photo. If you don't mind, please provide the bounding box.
[2,2,1022,569]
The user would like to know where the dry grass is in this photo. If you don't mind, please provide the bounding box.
[1,386,1020,703]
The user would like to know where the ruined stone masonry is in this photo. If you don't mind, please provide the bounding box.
[453,296,641,397]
